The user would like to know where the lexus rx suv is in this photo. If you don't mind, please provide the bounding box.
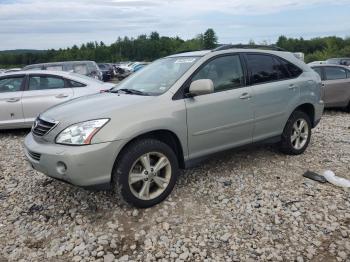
[24,46,324,208]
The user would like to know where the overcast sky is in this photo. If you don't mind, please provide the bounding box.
[0,0,350,50]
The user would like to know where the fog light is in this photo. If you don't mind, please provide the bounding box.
[57,161,67,174]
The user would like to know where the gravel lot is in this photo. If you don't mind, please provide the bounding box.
[0,110,349,262]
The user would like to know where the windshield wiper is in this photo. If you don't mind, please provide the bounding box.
[111,88,150,96]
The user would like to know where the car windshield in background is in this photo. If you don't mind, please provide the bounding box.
[112,57,199,95]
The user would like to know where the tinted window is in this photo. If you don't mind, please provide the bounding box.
[192,55,244,92]
[281,60,303,78]
[67,79,86,87]
[246,54,278,85]
[0,76,24,93]
[273,58,290,80]
[324,67,347,80]
[29,76,65,90]
[312,67,323,79]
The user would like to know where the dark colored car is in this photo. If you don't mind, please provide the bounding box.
[98,63,114,82]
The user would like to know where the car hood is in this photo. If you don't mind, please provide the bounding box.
[40,92,155,127]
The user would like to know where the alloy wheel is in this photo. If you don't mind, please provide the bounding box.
[290,118,309,150]
[128,152,172,200]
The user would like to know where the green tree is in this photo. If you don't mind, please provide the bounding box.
[203,29,218,49]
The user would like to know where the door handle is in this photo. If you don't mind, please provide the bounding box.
[239,93,252,100]
[55,94,69,98]
[6,97,20,103]
[289,84,296,89]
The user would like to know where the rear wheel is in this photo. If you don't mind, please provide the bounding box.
[112,139,178,208]
[279,111,311,155]
[345,101,350,113]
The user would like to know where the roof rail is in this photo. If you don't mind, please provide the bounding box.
[212,44,286,52]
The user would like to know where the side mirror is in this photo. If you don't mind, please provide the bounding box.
[188,79,214,97]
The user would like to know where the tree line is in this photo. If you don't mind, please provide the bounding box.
[0,29,218,68]
[276,35,350,63]
[0,28,350,68]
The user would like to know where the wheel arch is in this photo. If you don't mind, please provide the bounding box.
[114,129,186,171]
[292,103,316,127]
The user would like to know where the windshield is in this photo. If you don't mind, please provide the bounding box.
[112,56,199,95]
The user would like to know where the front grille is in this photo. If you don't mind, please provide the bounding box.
[27,150,41,161]
[32,117,56,137]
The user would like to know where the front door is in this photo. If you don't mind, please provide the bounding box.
[185,54,254,159]
[0,75,25,128]
[21,74,74,125]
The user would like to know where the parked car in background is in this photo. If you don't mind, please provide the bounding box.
[4,68,22,73]
[311,64,350,111]
[98,63,114,81]
[326,58,350,67]
[132,62,149,72]
[23,61,103,81]
[24,46,323,208]
[0,70,114,129]
[293,52,305,61]
[308,61,326,65]
[114,64,132,80]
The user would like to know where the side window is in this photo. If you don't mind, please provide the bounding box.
[0,76,24,93]
[279,59,303,78]
[324,67,347,80]
[191,55,244,92]
[246,54,278,85]
[28,76,65,90]
[312,67,323,79]
[273,58,290,80]
[67,79,86,87]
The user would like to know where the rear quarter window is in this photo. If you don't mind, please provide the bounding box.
[67,79,87,87]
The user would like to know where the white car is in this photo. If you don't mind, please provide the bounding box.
[307,61,326,65]
[0,70,115,129]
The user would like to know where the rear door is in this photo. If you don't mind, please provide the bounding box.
[323,66,350,107]
[0,75,26,128]
[244,53,303,142]
[21,74,74,125]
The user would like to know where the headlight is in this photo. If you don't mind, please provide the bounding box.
[56,119,109,145]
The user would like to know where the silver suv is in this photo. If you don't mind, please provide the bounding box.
[24,46,324,207]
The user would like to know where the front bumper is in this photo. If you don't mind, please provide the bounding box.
[24,133,124,187]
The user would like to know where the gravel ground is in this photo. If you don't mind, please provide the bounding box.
[0,110,349,262]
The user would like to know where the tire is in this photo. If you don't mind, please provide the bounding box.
[112,139,179,208]
[345,101,350,113]
[279,111,312,155]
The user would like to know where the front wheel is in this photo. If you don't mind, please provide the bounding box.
[112,139,179,208]
[279,111,312,155]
